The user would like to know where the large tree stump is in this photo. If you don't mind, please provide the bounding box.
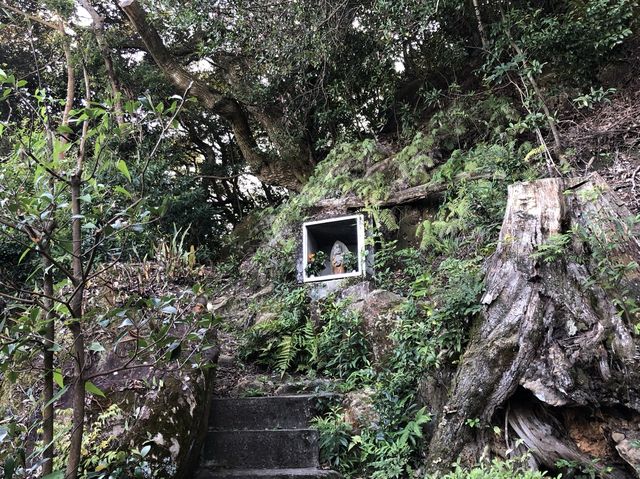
[426,174,640,475]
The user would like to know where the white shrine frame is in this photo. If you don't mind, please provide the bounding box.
[302,214,366,283]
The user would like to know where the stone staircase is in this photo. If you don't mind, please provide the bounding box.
[196,394,340,479]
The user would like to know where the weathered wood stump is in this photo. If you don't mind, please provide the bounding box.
[427,174,640,476]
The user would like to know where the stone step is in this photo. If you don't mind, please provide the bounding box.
[209,394,326,431]
[202,429,320,469]
[195,468,341,479]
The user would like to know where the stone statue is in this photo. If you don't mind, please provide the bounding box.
[330,240,350,274]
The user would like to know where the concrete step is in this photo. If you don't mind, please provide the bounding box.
[195,468,341,479]
[209,395,325,431]
[202,429,320,469]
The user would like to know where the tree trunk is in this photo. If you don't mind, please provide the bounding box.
[65,172,86,479]
[426,174,640,475]
[471,0,488,50]
[118,0,313,191]
[41,255,55,476]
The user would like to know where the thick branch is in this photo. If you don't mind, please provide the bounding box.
[117,1,274,179]
[315,172,493,209]
[117,0,310,190]
[0,2,59,29]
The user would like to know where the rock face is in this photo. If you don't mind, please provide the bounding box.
[613,432,640,473]
[117,357,219,478]
[342,284,403,366]
[342,388,378,434]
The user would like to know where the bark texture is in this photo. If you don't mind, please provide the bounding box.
[427,174,640,475]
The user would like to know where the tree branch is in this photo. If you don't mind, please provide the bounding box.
[316,172,494,209]
[0,2,59,30]
[117,0,306,189]
[79,0,125,125]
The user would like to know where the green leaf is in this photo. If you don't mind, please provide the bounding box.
[52,138,71,160]
[56,125,73,134]
[140,444,151,458]
[116,159,132,182]
[114,185,132,198]
[53,369,64,388]
[4,456,16,479]
[124,100,139,113]
[18,247,30,264]
[44,385,69,409]
[85,381,106,398]
[88,341,106,352]
[42,472,64,479]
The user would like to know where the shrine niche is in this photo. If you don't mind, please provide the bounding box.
[302,215,366,283]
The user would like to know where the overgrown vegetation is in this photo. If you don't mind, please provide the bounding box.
[424,458,559,479]
[1,0,640,477]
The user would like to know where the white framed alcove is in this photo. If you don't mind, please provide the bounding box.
[302,214,366,283]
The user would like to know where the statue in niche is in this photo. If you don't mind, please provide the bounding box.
[330,240,350,274]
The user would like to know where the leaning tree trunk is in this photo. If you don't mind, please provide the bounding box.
[118,0,314,191]
[426,174,640,476]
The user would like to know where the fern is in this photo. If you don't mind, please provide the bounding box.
[302,320,318,364]
[275,335,298,375]
[524,144,547,162]
[364,206,398,232]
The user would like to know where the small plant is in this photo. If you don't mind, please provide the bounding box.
[241,387,266,397]
[573,87,616,109]
[306,250,328,277]
[240,287,317,375]
[316,298,371,380]
[312,407,355,468]
[425,456,558,478]
[555,458,612,479]
[465,417,481,428]
[342,250,358,273]
[531,232,572,264]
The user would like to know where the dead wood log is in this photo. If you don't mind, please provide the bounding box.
[315,172,494,210]
[426,173,640,474]
[508,399,591,468]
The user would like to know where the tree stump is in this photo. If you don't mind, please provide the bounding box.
[426,174,640,476]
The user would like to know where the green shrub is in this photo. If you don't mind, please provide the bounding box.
[316,299,371,380]
[239,287,316,374]
[312,407,356,469]
[425,458,559,479]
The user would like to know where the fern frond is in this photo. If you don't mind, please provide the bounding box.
[364,206,398,232]
[275,335,298,375]
[302,320,318,362]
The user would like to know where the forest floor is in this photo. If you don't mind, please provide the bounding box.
[565,80,640,213]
